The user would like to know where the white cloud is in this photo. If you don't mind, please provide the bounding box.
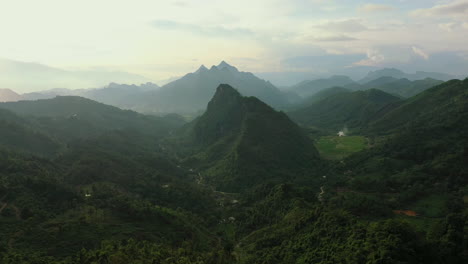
[439,22,457,32]
[151,20,254,38]
[311,34,358,42]
[412,46,429,60]
[353,49,385,66]
[359,4,394,13]
[412,0,468,18]
[314,19,368,32]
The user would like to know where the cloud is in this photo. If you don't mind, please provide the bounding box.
[412,0,468,18]
[312,34,358,42]
[412,46,429,60]
[353,49,385,66]
[358,4,394,13]
[314,19,368,32]
[439,22,458,32]
[150,20,253,37]
[281,53,365,71]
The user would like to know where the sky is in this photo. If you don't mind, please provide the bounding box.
[0,0,467,86]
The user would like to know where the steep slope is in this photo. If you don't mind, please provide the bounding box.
[289,89,402,132]
[368,78,468,136]
[0,89,21,102]
[133,61,289,114]
[187,84,321,192]
[332,79,468,221]
[291,75,356,97]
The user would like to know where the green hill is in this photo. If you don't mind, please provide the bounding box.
[187,84,322,192]
[368,79,467,135]
[334,78,468,217]
[289,89,402,132]
[0,96,182,142]
[346,77,443,98]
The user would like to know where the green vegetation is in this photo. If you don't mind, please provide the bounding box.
[289,88,402,132]
[0,81,467,263]
[315,135,367,159]
[186,84,322,192]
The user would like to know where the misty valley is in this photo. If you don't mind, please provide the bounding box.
[0,61,466,264]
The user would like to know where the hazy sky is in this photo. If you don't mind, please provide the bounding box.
[1,0,467,81]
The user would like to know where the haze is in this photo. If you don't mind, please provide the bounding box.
[1,0,468,92]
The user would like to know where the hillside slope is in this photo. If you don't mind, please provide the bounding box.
[187,84,322,192]
[289,89,402,132]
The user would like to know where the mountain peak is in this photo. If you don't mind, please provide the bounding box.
[208,84,242,107]
[195,64,208,73]
[217,61,239,72]
[218,60,230,67]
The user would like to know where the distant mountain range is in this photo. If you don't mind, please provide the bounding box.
[4,63,458,115]
[16,61,296,115]
[290,75,355,97]
[358,68,455,84]
[21,82,160,109]
[0,58,152,93]
[133,61,293,114]
[289,68,449,99]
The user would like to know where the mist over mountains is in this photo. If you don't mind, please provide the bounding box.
[0,58,152,93]
[2,61,461,117]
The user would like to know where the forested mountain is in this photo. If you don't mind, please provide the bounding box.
[289,89,402,132]
[183,84,322,192]
[0,79,466,263]
[0,96,184,149]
